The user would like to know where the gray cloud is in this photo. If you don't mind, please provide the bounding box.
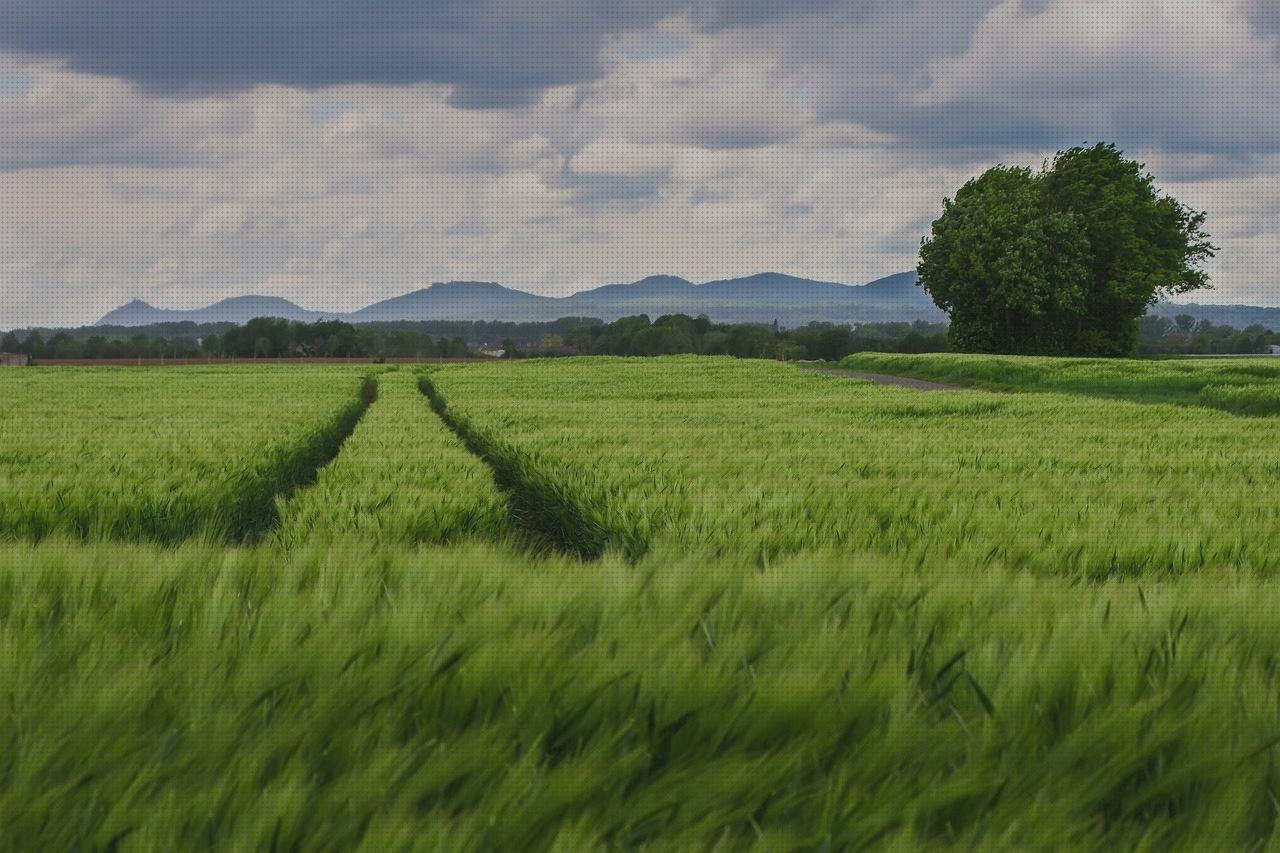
[4,0,1280,326]
[784,0,1280,159]
[0,1,686,105]
[0,1,899,106]
[0,69,252,169]
[1248,0,1280,34]
[688,0,847,30]
[5,0,1275,164]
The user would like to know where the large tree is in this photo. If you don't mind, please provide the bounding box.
[918,144,1216,356]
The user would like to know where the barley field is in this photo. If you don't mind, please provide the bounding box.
[0,366,372,542]
[3,356,1280,849]
[839,351,1280,414]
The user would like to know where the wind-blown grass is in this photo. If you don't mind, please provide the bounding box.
[6,538,1280,849]
[421,372,647,558]
[427,357,1280,574]
[838,351,1280,411]
[1199,382,1280,416]
[279,370,508,545]
[8,356,1280,847]
[0,366,373,543]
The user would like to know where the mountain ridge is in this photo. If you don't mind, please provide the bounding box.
[97,271,944,327]
[93,272,1280,331]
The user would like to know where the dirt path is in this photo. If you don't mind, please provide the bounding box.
[803,367,964,392]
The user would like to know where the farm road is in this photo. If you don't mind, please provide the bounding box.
[803,367,964,391]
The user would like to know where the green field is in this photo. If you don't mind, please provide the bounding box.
[4,357,1280,848]
[0,366,372,542]
[839,351,1280,414]
[427,358,1280,575]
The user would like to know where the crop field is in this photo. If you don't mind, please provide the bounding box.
[0,366,372,542]
[840,351,1280,414]
[427,357,1280,575]
[4,356,1280,848]
[277,370,508,546]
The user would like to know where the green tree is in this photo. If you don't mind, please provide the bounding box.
[726,325,778,359]
[918,143,1216,356]
[24,331,44,357]
[566,324,593,354]
[536,333,566,354]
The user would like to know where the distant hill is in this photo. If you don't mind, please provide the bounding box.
[96,272,946,327]
[93,274,1280,331]
[1147,301,1280,331]
[556,272,936,324]
[349,281,563,323]
[95,299,173,327]
[856,271,924,299]
[97,295,338,326]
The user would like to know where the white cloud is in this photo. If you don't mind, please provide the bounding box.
[187,204,248,238]
[908,0,1280,154]
[570,138,676,178]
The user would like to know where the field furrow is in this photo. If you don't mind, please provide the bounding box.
[428,356,1280,574]
[278,370,508,545]
[420,373,642,557]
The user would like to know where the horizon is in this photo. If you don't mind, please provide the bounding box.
[15,270,921,331]
[4,266,1278,332]
[3,2,1280,326]
[6,267,1276,334]
[102,270,913,314]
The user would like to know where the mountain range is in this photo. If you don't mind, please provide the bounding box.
[96,272,945,328]
[94,272,1280,332]
[1145,301,1280,332]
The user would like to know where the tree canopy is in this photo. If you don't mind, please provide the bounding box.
[918,143,1216,356]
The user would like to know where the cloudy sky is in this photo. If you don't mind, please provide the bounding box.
[1,0,1278,327]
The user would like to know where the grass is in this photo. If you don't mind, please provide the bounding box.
[6,539,1280,849]
[278,370,508,546]
[0,366,373,542]
[837,351,1280,413]
[426,357,1280,575]
[1199,382,1280,416]
[5,356,1280,847]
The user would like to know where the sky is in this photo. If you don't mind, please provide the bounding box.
[1,0,1279,327]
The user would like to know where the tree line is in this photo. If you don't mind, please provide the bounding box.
[504,315,948,359]
[4,315,950,361]
[5,311,1275,363]
[1,317,596,360]
[1137,315,1280,356]
[1,318,479,360]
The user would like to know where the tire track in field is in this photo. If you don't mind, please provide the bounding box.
[274,370,509,547]
[801,366,965,391]
[231,374,378,542]
[418,374,628,560]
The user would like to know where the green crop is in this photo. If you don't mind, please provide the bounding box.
[426,357,1280,574]
[839,351,1280,410]
[5,539,1280,849]
[278,369,508,545]
[1199,382,1280,416]
[0,365,371,542]
[4,355,1280,848]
